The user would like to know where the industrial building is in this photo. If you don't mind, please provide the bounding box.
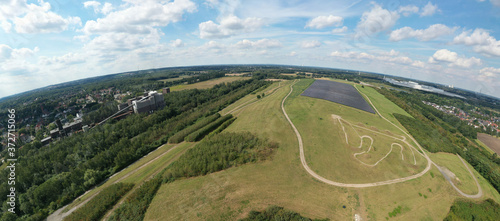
[117,91,166,114]
[50,119,83,138]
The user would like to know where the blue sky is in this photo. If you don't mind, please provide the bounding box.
[1,0,500,98]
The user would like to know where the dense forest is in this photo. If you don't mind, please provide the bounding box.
[0,77,269,220]
[240,206,329,221]
[109,132,278,220]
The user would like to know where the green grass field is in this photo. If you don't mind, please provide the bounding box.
[144,79,500,221]
[169,77,251,91]
[284,79,426,183]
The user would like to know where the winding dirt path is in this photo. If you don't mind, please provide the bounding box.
[282,79,481,197]
[432,155,483,198]
[282,79,482,196]
[281,80,431,187]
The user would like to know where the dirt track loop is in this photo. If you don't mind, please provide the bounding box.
[282,79,482,196]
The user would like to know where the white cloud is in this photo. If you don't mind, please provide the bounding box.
[420,2,439,16]
[390,24,456,41]
[453,29,500,57]
[490,0,500,7]
[84,1,114,15]
[480,67,500,77]
[170,39,185,47]
[330,50,416,66]
[398,5,419,16]
[84,1,101,13]
[0,44,13,60]
[1,20,12,33]
[82,0,196,35]
[204,40,224,49]
[11,0,81,33]
[0,44,38,60]
[101,3,114,14]
[301,40,321,48]
[39,52,85,66]
[235,39,282,49]
[355,3,399,38]
[412,60,425,68]
[289,51,297,56]
[332,26,347,34]
[0,0,28,21]
[429,49,482,68]
[305,15,343,29]
[84,30,162,53]
[379,49,399,56]
[199,15,264,39]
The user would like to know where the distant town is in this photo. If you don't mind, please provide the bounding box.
[0,86,170,147]
[423,101,500,133]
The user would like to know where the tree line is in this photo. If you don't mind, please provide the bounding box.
[0,78,269,220]
[109,132,278,220]
[64,183,134,221]
[240,205,329,221]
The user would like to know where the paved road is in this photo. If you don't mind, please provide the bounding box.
[282,79,481,197]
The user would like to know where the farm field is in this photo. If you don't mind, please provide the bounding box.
[157,76,188,82]
[477,133,500,155]
[169,76,251,91]
[145,79,500,220]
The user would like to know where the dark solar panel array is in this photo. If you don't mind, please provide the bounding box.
[301,80,376,114]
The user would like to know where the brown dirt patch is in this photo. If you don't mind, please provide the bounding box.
[478,133,500,155]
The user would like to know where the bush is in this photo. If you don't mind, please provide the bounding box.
[164,132,278,182]
[184,114,233,142]
[64,183,134,221]
[240,205,329,221]
[168,113,220,143]
[108,177,162,221]
[210,117,236,135]
[444,199,500,221]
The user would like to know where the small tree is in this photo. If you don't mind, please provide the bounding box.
[67,114,75,122]
[257,95,261,99]
[261,93,265,97]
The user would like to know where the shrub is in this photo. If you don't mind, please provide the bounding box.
[64,183,134,221]
[168,113,220,143]
[184,114,233,142]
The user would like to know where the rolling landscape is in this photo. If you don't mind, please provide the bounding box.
[1,1,500,221]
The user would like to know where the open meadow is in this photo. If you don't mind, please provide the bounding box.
[144,78,500,220]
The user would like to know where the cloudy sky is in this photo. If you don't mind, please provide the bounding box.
[1,0,500,98]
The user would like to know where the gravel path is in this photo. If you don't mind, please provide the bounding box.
[282,79,482,197]
[281,80,431,187]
